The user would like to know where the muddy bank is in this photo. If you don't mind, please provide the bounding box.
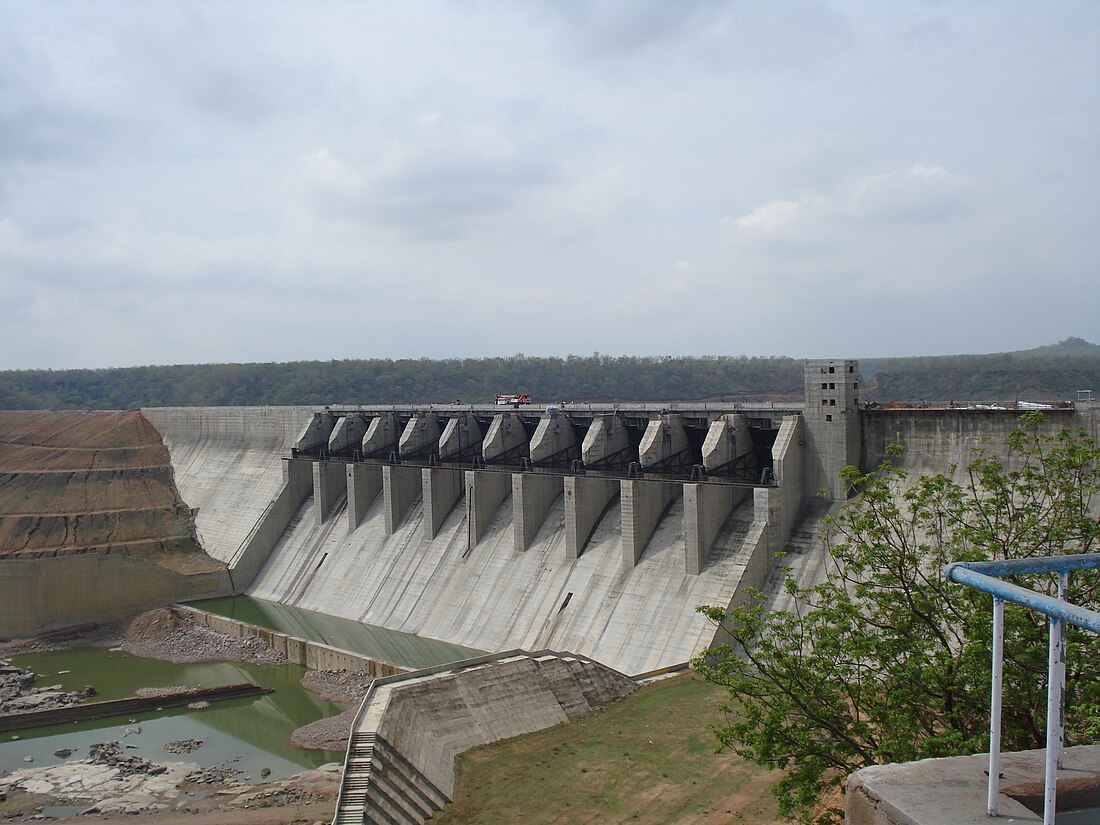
[291,669,373,752]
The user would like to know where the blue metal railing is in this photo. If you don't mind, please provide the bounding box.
[945,553,1100,824]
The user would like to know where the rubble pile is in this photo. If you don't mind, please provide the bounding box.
[88,741,166,778]
[300,668,374,706]
[0,658,90,715]
[163,738,204,755]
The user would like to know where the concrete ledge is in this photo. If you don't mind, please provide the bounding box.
[465,470,510,550]
[846,745,1100,824]
[621,479,680,569]
[313,461,345,524]
[563,476,618,561]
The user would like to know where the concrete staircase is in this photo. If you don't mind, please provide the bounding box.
[331,649,637,825]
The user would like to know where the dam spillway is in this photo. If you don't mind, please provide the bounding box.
[143,399,810,675]
[6,360,1094,676]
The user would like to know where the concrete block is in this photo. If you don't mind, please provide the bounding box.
[383,466,422,535]
[423,468,464,539]
[682,483,742,574]
[639,413,689,469]
[328,413,369,455]
[294,411,336,453]
[362,413,400,459]
[512,474,563,551]
[465,470,511,549]
[400,414,441,461]
[438,413,482,462]
[230,457,313,589]
[563,476,619,560]
[581,414,632,468]
[621,479,680,568]
[346,463,382,530]
[313,461,345,525]
[483,413,528,463]
[528,413,578,466]
[702,414,754,474]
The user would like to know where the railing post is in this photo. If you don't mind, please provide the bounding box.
[1044,614,1063,825]
[988,596,1004,816]
[1055,571,1068,771]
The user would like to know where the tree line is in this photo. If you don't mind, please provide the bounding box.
[0,347,1097,410]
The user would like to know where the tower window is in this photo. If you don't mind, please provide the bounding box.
[830,399,836,406]
[826,414,832,421]
[829,366,836,374]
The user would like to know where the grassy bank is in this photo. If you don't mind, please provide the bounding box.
[434,671,780,824]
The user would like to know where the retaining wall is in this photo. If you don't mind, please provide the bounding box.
[179,605,408,679]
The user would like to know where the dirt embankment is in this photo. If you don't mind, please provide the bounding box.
[0,410,223,574]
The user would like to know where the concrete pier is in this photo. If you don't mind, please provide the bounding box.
[295,411,336,453]
[465,470,511,549]
[328,413,369,455]
[313,460,346,524]
[702,414,754,473]
[563,476,619,560]
[383,465,422,534]
[512,474,563,551]
[346,463,382,530]
[683,483,743,574]
[438,412,483,462]
[483,413,528,463]
[528,412,578,467]
[581,414,633,469]
[361,413,399,459]
[399,413,442,461]
[639,413,689,469]
[423,468,464,539]
[621,479,680,568]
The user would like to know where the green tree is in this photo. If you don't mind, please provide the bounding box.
[693,413,1100,824]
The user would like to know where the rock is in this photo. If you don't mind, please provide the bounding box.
[84,685,97,697]
[53,748,73,758]
[260,767,271,778]
[23,755,33,762]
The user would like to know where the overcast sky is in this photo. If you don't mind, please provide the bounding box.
[1,1,1097,370]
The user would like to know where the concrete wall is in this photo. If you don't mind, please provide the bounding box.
[314,461,346,524]
[229,458,313,590]
[346,463,382,530]
[860,408,1077,475]
[334,651,637,823]
[512,474,563,551]
[423,468,464,539]
[621,479,680,569]
[563,476,619,561]
[0,554,232,638]
[179,605,406,678]
[143,406,314,563]
[383,466,422,535]
[683,483,745,574]
[466,470,511,548]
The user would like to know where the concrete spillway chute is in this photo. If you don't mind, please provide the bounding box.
[294,411,337,455]
[399,413,441,461]
[361,413,399,460]
[438,413,483,462]
[483,413,528,464]
[528,411,579,468]
[327,413,369,456]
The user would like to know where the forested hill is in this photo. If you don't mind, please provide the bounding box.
[0,340,1097,409]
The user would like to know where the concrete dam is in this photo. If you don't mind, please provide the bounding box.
[5,359,1096,678]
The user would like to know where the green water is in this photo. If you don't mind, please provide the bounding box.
[0,648,344,781]
[189,595,484,669]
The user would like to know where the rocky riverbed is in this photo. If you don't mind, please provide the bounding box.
[0,608,375,821]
